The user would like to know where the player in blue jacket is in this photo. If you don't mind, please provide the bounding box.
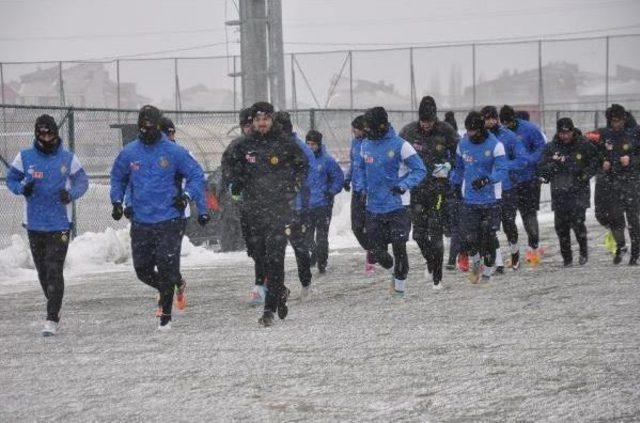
[110,105,209,331]
[500,105,547,265]
[304,130,344,275]
[451,112,509,284]
[354,107,427,298]
[6,114,89,336]
[274,111,315,299]
[343,115,376,274]
[481,106,527,272]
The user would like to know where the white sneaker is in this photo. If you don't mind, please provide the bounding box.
[300,285,312,301]
[42,320,58,337]
[157,321,172,332]
[249,285,266,306]
[432,283,442,292]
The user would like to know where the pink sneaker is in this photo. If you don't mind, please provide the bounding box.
[365,251,376,276]
[365,262,375,276]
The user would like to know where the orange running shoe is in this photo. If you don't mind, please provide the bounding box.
[457,253,469,272]
[175,280,187,311]
[155,293,162,317]
[526,248,541,266]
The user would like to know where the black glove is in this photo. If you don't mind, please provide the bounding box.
[390,186,406,195]
[574,169,589,182]
[59,190,72,205]
[123,206,133,220]
[173,193,190,211]
[449,185,462,201]
[22,180,35,197]
[471,176,490,190]
[343,180,351,192]
[111,202,124,221]
[325,191,334,202]
[197,213,211,226]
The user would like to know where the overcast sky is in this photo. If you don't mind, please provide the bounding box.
[0,0,638,62]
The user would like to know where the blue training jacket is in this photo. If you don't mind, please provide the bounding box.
[353,126,427,214]
[491,126,527,191]
[511,118,547,184]
[307,144,344,208]
[6,139,89,232]
[293,133,316,211]
[110,134,206,224]
[345,136,366,192]
[450,132,508,205]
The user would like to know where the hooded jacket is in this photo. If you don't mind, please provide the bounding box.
[110,134,206,224]
[7,138,88,231]
[353,126,426,214]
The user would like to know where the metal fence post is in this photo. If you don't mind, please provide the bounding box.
[472,44,476,108]
[309,108,316,130]
[0,63,6,131]
[116,60,121,123]
[594,111,599,129]
[67,108,77,238]
[349,51,353,114]
[605,35,610,108]
[409,47,417,111]
[538,40,545,131]
[59,61,65,106]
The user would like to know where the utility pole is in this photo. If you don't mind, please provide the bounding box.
[232,0,286,108]
[267,0,286,110]
[238,0,269,106]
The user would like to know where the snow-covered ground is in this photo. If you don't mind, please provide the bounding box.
[1,194,639,421]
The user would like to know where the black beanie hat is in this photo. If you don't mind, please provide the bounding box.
[499,105,516,124]
[306,129,323,145]
[607,103,626,121]
[274,111,293,134]
[239,107,252,126]
[480,105,498,120]
[364,106,390,139]
[465,111,485,131]
[418,96,437,121]
[159,116,175,133]
[351,115,365,130]
[556,117,575,133]
[138,105,162,128]
[34,114,59,138]
[250,101,274,118]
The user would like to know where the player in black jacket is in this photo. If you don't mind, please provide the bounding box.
[228,102,309,326]
[537,118,599,266]
[399,96,459,289]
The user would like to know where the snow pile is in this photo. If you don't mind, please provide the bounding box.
[0,235,35,278]
[0,225,249,292]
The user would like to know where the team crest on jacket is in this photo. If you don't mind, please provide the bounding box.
[60,165,67,174]
[387,150,395,158]
[576,153,582,160]
[28,166,44,179]
[436,144,445,152]
[462,152,475,164]
[130,161,141,171]
[158,157,169,168]
[270,156,279,165]
[623,143,630,151]
[245,153,256,164]
[60,233,68,243]
[484,150,491,157]
[365,155,374,164]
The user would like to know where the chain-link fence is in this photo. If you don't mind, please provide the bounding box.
[1,34,639,113]
[0,104,638,249]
